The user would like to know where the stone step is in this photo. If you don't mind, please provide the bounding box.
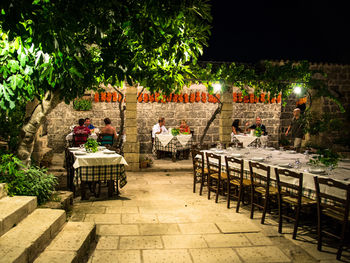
[0,183,7,199]
[0,196,37,237]
[34,222,96,263]
[0,208,66,263]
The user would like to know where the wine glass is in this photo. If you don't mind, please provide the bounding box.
[326,164,335,176]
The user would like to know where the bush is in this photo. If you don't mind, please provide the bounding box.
[0,154,57,204]
[73,98,92,111]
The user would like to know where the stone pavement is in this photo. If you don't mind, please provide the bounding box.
[69,171,350,263]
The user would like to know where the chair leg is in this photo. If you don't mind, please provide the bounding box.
[261,194,269,224]
[199,175,205,196]
[107,181,113,197]
[337,221,348,260]
[292,205,301,239]
[236,186,243,213]
[207,177,211,200]
[227,184,231,209]
[250,189,255,219]
[278,195,282,234]
[215,180,220,203]
[317,210,322,251]
[193,174,196,193]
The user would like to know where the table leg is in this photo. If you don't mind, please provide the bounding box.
[81,181,87,200]
[108,181,113,197]
[172,152,177,162]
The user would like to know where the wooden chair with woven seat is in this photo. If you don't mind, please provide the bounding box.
[206,152,227,203]
[275,168,316,239]
[225,156,251,212]
[73,133,89,146]
[314,176,350,260]
[249,161,278,224]
[191,149,208,195]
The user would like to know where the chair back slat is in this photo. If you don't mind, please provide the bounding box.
[225,156,243,182]
[99,133,114,146]
[249,161,271,187]
[314,176,350,216]
[206,152,221,176]
[191,149,204,172]
[275,168,303,193]
[73,133,89,146]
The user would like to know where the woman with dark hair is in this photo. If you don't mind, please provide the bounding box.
[232,119,243,135]
[98,118,118,146]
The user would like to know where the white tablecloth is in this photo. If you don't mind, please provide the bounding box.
[156,134,193,147]
[72,150,128,169]
[202,148,350,200]
[66,132,98,141]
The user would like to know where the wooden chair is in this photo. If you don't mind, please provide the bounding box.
[275,168,316,239]
[225,156,251,212]
[314,176,350,260]
[191,149,208,195]
[73,133,89,146]
[206,152,227,203]
[249,161,278,224]
[98,133,114,146]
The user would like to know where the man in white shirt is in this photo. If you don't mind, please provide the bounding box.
[152,117,168,139]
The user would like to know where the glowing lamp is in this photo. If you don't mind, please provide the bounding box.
[213,83,222,93]
[293,86,302,95]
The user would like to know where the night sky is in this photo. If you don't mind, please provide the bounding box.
[200,1,350,64]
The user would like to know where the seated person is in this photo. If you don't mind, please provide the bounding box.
[84,118,95,132]
[245,117,267,135]
[73,118,91,145]
[179,120,190,134]
[232,119,243,135]
[98,118,118,146]
[152,117,168,139]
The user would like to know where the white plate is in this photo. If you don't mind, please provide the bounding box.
[103,150,116,154]
[231,153,242,158]
[308,168,326,174]
[74,151,87,155]
[68,147,80,151]
[215,150,224,154]
[266,147,275,151]
[251,157,265,162]
[287,150,297,154]
[98,146,106,150]
[279,163,292,168]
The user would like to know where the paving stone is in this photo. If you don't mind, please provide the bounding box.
[96,236,119,250]
[157,213,192,223]
[162,235,207,249]
[73,206,106,214]
[235,246,291,262]
[143,249,192,263]
[139,223,180,235]
[122,200,154,207]
[84,214,121,224]
[203,233,251,248]
[92,200,123,207]
[122,213,158,224]
[216,221,260,233]
[244,232,274,245]
[34,251,77,263]
[119,236,163,249]
[189,213,234,223]
[190,248,242,263]
[91,250,141,263]
[105,206,138,214]
[179,223,220,234]
[97,224,139,236]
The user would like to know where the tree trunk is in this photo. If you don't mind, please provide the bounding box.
[113,87,126,150]
[17,90,61,166]
[199,101,223,146]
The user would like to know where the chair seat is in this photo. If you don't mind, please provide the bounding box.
[323,207,350,221]
[255,186,278,195]
[196,168,209,174]
[230,178,251,186]
[210,172,228,180]
[282,195,316,205]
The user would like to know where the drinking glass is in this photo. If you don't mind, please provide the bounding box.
[294,158,301,169]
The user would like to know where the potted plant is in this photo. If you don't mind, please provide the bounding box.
[84,138,98,153]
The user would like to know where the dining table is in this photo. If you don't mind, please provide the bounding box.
[153,133,193,161]
[201,147,350,200]
[231,133,268,148]
[65,146,128,199]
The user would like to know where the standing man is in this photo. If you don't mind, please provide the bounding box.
[152,117,168,139]
[285,108,304,152]
[245,117,267,135]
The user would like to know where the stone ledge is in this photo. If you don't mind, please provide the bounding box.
[0,183,7,199]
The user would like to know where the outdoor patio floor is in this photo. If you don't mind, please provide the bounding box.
[68,170,350,263]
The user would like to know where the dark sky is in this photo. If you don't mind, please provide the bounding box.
[200,1,350,64]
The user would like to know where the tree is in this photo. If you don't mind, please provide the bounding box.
[0,0,211,165]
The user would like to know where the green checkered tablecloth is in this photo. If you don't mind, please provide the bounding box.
[75,164,127,188]
[153,135,193,156]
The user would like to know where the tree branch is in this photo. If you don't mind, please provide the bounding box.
[112,87,126,151]
[199,99,223,146]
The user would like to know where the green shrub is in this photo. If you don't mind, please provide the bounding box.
[0,154,57,204]
[73,98,92,111]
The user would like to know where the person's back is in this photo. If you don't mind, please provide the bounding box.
[73,119,91,145]
[99,118,117,146]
